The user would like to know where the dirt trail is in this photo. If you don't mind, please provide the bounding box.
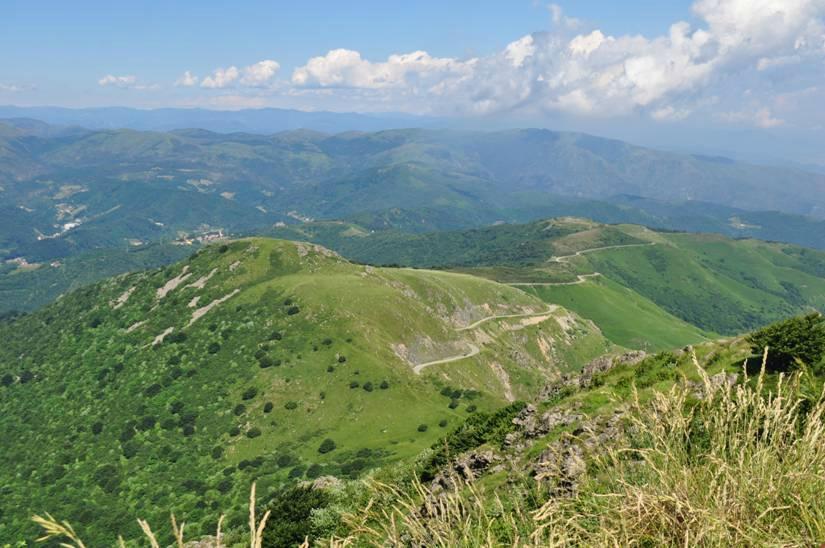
[412,243,654,373]
[413,343,481,373]
[505,242,656,287]
[413,306,557,373]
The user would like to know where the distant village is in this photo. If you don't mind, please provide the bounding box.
[173,229,227,246]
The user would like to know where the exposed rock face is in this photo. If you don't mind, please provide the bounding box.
[505,404,584,450]
[531,410,625,495]
[455,450,500,481]
[540,351,647,399]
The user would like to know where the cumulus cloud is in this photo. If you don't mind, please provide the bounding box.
[240,60,280,86]
[282,0,825,127]
[98,75,158,90]
[291,49,475,89]
[201,66,240,89]
[98,74,138,88]
[200,60,280,89]
[175,70,199,87]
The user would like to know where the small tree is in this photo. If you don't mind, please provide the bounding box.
[747,312,825,372]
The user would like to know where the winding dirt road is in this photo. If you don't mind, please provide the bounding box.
[413,306,558,373]
[504,242,656,287]
[412,243,655,373]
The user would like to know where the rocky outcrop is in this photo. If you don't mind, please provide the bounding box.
[540,351,647,399]
[504,404,584,450]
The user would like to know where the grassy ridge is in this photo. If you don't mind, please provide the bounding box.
[0,238,610,544]
[520,276,710,351]
[277,218,825,337]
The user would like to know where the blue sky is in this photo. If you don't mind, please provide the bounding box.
[2,0,824,150]
[3,1,693,83]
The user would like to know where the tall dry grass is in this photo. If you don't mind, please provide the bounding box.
[33,482,286,548]
[330,350,825,547]
[529,352,824,546]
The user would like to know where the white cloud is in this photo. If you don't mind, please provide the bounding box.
[291,49,475,89]
[179,0,825,127]
[240,60,280,86]
[200,60,280,89]
[98,74,137,88]
[505,35,536,67]
[97,75,158,91]
[201,66,240,88]
[0,83,24,92]
[175,71,199,87]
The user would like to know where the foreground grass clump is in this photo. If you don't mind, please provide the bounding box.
[330,353,825,546]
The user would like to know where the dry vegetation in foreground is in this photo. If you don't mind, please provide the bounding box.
[329,351,825,547]
[29,351,825,547]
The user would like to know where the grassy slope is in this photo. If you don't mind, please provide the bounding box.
[519,276,710,351]
[0,238,611,544]
[583,231,825,333]
[280,218,825,338]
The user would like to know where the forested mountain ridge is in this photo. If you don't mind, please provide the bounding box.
[3,121,825,265]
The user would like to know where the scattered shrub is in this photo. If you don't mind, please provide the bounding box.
[242,387,258,400]
[380,380,390,389]
[417,424,428,432]
[284,401,298,410]
[207,342,221,354]
[318,438,337,454]
[263,402,274,413]
[246,427,262,439]
[233,404,246,416]
[143,383,162,397]
[363,382,374,392]
[746,312,825,372]
[262,485,330,547]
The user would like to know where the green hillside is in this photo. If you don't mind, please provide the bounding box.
[518,276,709,351]
[277,218,825,337]
[0,238,612,544]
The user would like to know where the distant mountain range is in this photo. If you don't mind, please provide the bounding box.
[0,105,440,134]
[4,117,825,313]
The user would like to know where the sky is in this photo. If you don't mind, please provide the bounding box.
[2,0,825,151]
